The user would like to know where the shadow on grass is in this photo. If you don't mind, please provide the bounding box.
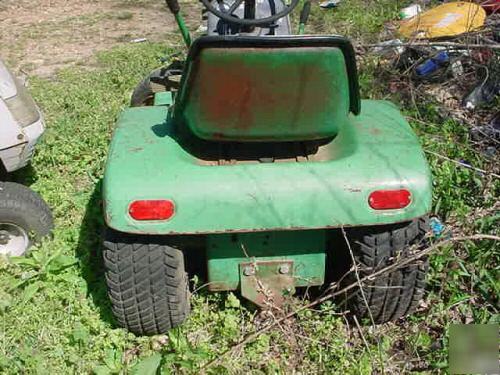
[7,164,38,186]
[75,180,116,327]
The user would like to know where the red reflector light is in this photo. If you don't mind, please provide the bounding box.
[129,200,175,221]
[369,189,411,210]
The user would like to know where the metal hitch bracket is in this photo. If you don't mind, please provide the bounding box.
[239,260,295,308]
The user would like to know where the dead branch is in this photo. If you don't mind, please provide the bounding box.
[424,150,500,179]
[341,227,376,324]
[353,315,373,359]
[341,227,384,372]
[200,234,499,370]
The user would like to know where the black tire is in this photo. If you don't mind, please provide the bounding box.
[130,63,183,107]
[341,217,429,323]
[103,228,190,335]
[130,70,163,107]
[0,181,53,255]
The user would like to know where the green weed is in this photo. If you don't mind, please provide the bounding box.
[0,2,498,373]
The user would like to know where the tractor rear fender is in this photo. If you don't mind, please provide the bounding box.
[103,99,432,235]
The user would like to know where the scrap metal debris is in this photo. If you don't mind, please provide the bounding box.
[319,0,341,9]
[363,1,500,165]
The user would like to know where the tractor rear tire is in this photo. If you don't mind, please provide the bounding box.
[103,228,190,335]
[341,217,429,323]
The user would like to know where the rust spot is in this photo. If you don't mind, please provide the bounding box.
[208,282,236,291]
[346,187,362,192]
[239,260,295,307]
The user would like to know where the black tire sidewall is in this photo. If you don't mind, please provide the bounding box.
[130,68,165,107]
[0,182,53,242]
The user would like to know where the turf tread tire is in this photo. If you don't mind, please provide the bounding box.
[103,229,190,335]
[344,217,429,323]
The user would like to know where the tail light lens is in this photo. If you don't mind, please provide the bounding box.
[129,200,175,221]
[369,189,411,210]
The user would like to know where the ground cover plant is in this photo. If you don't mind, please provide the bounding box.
[0,0,498,373]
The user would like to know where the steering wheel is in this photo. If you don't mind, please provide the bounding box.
[200,0,300,26]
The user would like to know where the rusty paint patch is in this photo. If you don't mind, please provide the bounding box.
[197,49,331,130]
[239,260,295,308]
[185,47,347,141]
[207,281,236,291]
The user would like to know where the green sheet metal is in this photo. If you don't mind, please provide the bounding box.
[207,231,326,291]
[177,47,350,141]
[103,100,432,234]
[154,92,173,106]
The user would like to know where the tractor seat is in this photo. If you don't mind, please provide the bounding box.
[174,36,360,142]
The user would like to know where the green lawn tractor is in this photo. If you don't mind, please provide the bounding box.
[102,0,432,335]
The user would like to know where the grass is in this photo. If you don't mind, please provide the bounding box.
[307,0,401,41]
[1,0,499,373]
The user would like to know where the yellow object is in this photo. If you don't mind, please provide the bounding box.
[399,2,486,39]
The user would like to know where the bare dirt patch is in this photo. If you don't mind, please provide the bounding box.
[0,0,201,76]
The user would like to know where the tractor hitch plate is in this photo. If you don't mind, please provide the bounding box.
[239,260,295,308]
